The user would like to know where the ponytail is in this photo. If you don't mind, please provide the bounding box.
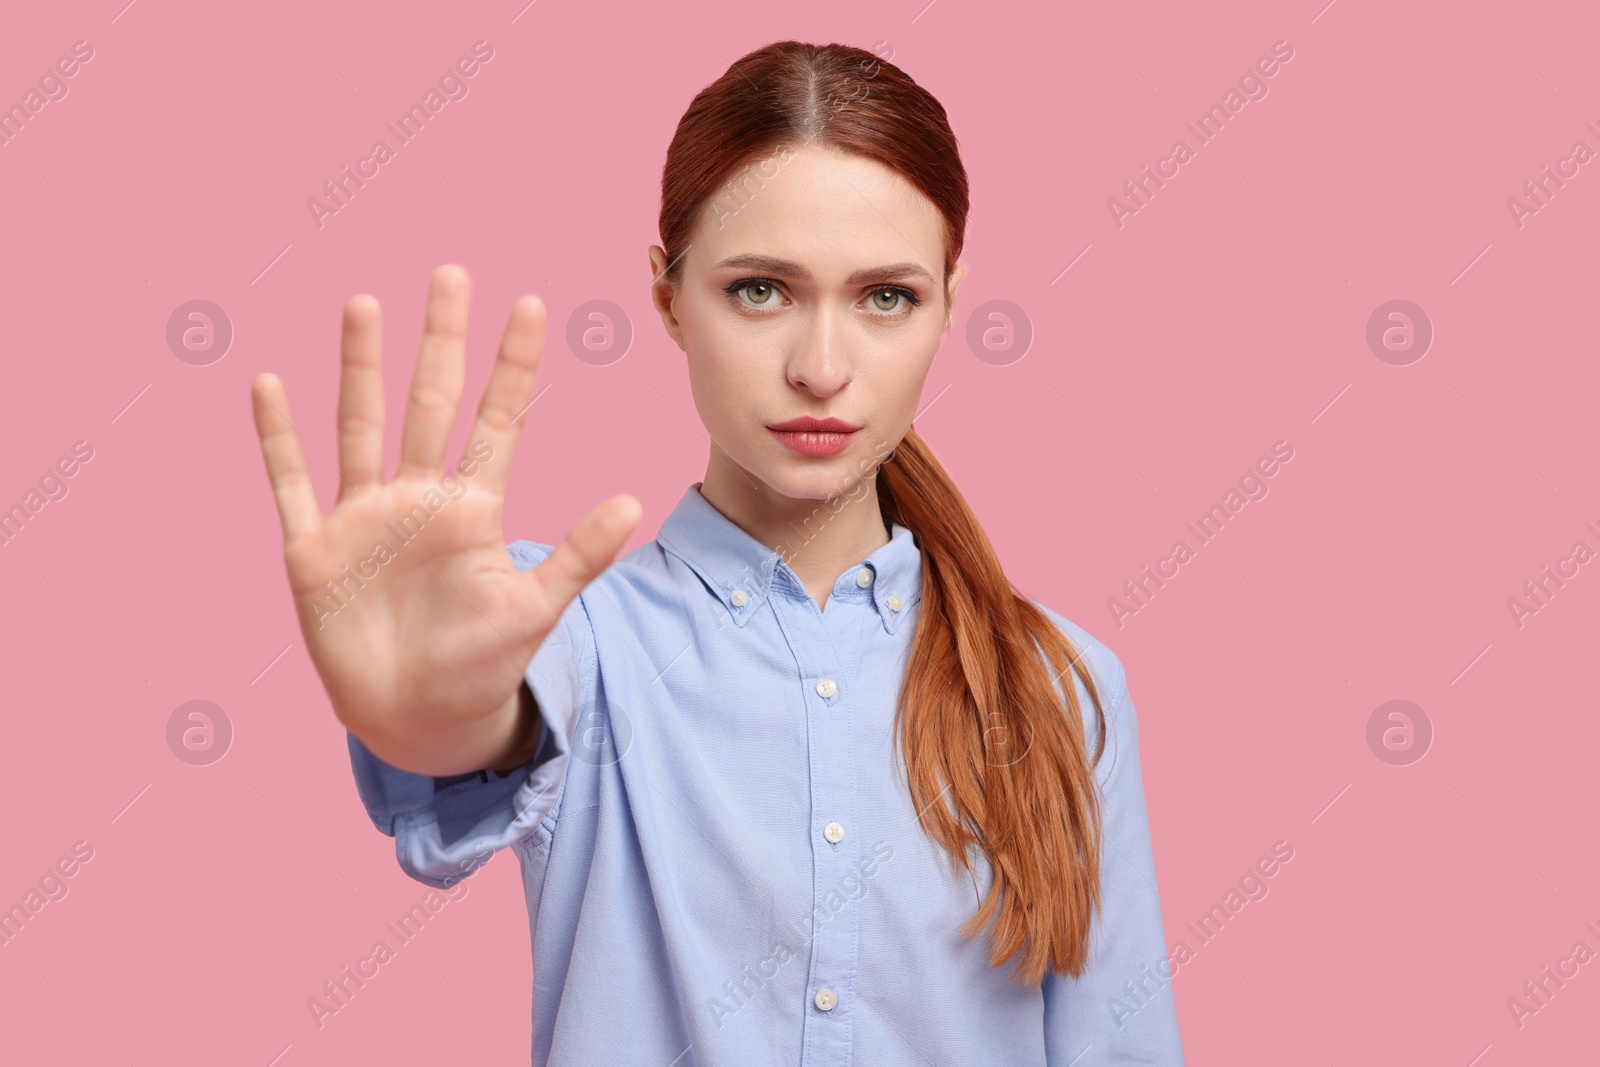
[877,426,1109,985]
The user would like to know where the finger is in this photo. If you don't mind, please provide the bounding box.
[516,495,643,619]
[250,372,324,546]
[396,264,470,482]
[464,295,548,497]
[336,294,385,501]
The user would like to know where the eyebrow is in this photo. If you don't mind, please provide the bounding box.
[711,254,936,287]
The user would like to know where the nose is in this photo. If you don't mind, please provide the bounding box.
[785,302,852,397]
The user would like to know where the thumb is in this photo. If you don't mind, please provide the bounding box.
[518,494,643,622]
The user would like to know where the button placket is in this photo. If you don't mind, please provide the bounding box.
[776,595,859,1054]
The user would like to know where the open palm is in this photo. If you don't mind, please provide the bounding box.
[250,265,640,775]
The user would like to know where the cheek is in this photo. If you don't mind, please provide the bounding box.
[683,299,787,375]
[871,339,938,409]
[687,354,737,414]
[684,332,773,430]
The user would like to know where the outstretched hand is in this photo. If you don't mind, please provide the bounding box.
[250,265,641,772]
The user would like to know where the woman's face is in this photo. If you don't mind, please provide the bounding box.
[649,144,965,505]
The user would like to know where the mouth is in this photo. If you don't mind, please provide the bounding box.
[766,415,860,457]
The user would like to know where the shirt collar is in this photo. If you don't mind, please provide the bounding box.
[655,482,922,635]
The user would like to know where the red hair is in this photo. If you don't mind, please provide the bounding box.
[657,40,1109,986]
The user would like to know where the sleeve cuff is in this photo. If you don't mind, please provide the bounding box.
[342,539,591,888]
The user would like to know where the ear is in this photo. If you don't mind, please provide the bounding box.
[648,245,686,352]
[943,262,967,332]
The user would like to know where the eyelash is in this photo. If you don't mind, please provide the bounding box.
[721,276,923,318]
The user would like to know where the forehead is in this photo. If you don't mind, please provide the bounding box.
[691,144,945,280]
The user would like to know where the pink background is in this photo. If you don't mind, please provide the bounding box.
[1,0,1596,1063]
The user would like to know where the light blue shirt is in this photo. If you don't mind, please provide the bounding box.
[347,482,1185,1065]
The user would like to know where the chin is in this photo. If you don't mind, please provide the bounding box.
[768,459,874,502]
[764,467,843,498]
[734,448,832,491]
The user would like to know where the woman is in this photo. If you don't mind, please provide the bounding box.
[251,40,1184,1066]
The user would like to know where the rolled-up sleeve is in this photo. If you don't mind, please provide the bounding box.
[1043,655,1186,1064]
[345,539,595,889]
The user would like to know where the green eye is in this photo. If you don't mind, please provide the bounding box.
[868,287,921,315]
[721,277,922,316]
[723,278,785,310]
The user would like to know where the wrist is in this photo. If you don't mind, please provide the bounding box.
[483,680,543,775]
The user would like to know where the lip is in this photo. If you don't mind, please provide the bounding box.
[767,416,861,432]
[767,415,860,457]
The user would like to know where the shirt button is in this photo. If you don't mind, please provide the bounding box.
[823,822,845,843]
[855,569,874,588]
[814,987,838,1011]
[816,678,838,699]
[887,593,903,612]
[730,589,749,607]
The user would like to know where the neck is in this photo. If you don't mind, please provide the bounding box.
[698,452,890,612]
